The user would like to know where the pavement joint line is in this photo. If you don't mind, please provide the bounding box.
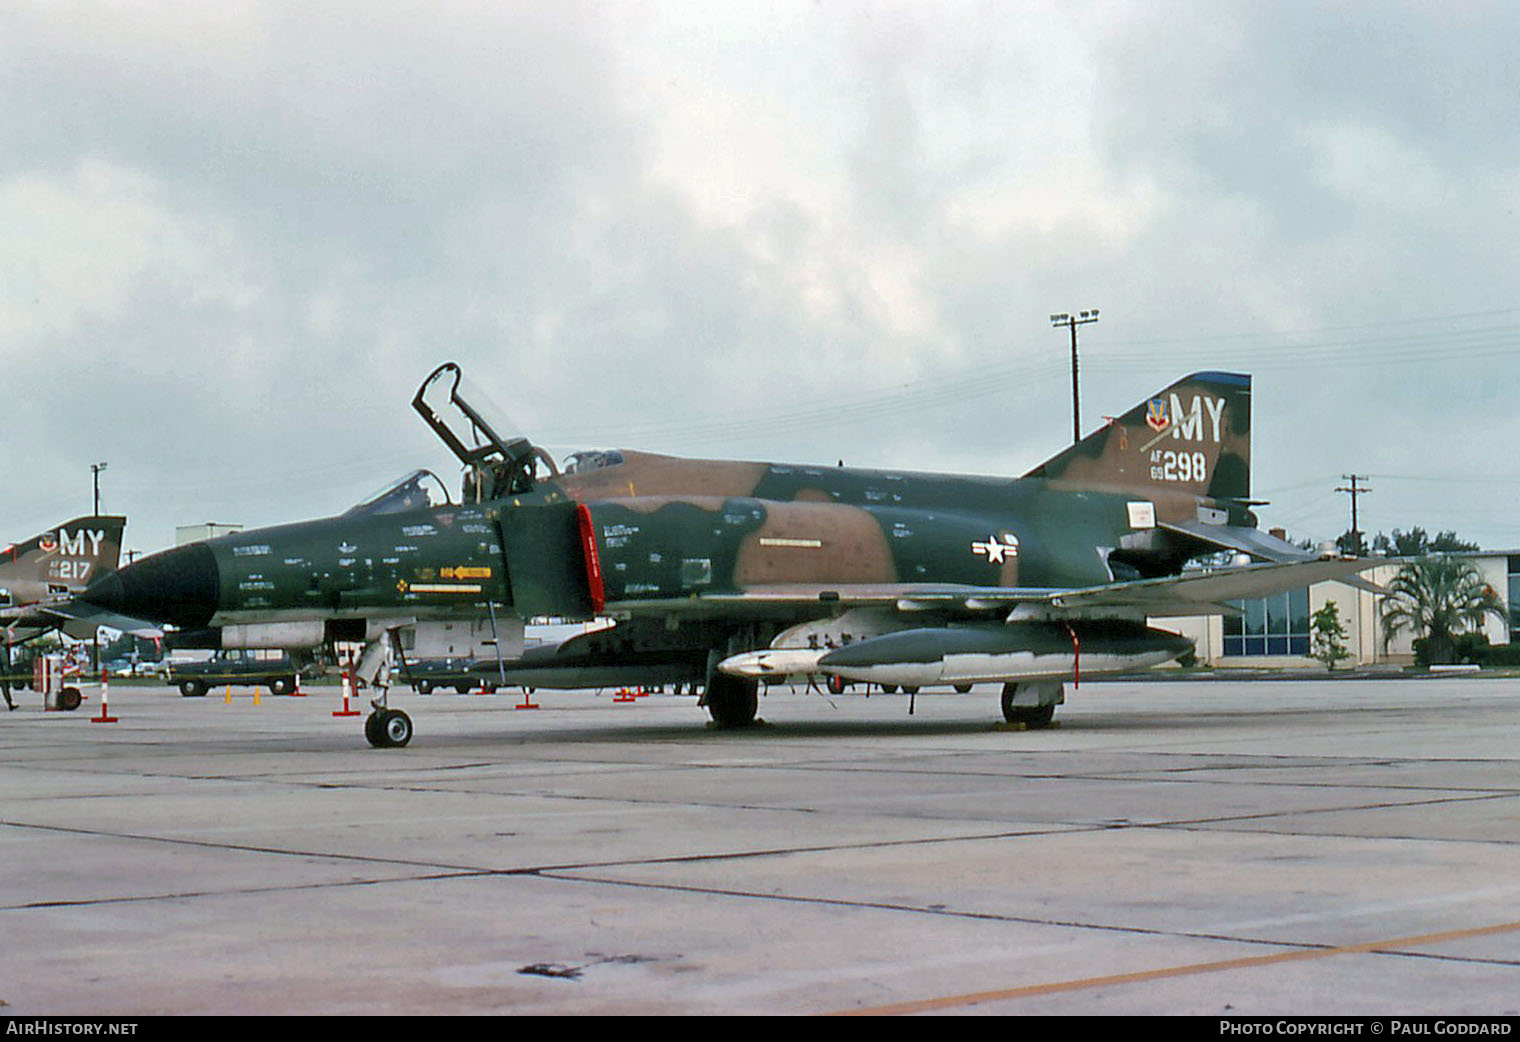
[18,768,1511,814]
[0,814,1104,881]
[532,870,1520,971]
[822,918,1520,1016]
[9,768,1517,811]
[7,782,1519,903]
[1131,788,1520,827]
[15,757,1520,793]
[18,850,1516,982]
[0,818,499,877]
[1150,822,1520,846]
[10,870,485,910]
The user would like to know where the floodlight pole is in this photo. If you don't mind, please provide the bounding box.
[1050,310,1100,444]
[91,462,108,516]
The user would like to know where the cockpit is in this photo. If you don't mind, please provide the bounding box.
[412,363,561,503]
[560,450,625,476]
[344,469,453,518]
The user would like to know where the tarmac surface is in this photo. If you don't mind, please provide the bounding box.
[2,673,1519,1017]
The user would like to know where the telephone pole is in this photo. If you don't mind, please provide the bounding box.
[1049,309,1100,444]
[1335,474,1371,554]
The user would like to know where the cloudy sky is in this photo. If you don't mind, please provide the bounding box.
[4,1,1520,557]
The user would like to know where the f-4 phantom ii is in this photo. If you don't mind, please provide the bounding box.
[1,515,127,708]
[77,364,1370,745]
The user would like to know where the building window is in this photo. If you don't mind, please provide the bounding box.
[1508,556,1520,643]
[1223,588,1310,656]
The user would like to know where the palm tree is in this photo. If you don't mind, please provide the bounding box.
[1380,556,1509,665]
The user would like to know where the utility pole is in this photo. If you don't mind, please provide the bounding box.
[91,461,108,516]
[1335,474,1371,554]
[1050,309,1100,443]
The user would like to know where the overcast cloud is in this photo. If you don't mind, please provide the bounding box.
[4,1,1519,556]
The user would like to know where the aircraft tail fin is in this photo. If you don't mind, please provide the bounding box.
[1024,372,1252,501]
[0,515,128,593]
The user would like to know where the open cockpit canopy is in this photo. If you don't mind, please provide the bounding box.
[412,362,559,502]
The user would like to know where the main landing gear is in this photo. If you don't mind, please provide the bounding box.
[703,673,758,728]
[1000,681,1062,729]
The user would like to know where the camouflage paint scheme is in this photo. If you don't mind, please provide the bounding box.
[1,515,127,705]
[78,368,1368,742]
[545,372,1262,609]
[0,515,126,615]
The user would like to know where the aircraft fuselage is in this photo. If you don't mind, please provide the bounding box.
[84,451,1243,639]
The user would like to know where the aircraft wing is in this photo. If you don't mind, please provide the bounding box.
[1160,521,1384,596]
[1039,557,1376,616]
[668,556,1376,619]
[30,601,164,640]
[1160,520,1312,563]
[1,603,71,637]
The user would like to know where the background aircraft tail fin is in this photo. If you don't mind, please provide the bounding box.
[1024,372,1252,501]
[0,515,127,590]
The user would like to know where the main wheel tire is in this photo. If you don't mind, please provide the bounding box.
[705,674,758,728]
[180,679,207,698]
[57,686,82,711]
[270,677,295,696]
[380,708,413,747]
[366,708,414,748]
[1000,684,1056,728]
[1012,704,1055,727]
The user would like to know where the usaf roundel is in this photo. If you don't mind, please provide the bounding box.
[971,532,1020,564]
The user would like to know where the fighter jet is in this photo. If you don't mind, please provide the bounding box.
[78,364,1370,745]
[1,514,127,708]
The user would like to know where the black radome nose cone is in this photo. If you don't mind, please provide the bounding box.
[81,543,220,629]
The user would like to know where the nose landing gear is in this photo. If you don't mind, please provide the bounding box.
[364,705,414,748]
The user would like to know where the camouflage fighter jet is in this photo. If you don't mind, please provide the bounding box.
[77,363,1370,745]
[0,515,126,708]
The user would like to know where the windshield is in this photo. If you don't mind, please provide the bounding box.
[561,450,625,475]
[344,469,452,517]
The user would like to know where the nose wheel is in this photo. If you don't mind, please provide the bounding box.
[364,706,414,748]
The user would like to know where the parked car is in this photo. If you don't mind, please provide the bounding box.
[399,657,499,694]
[103,658,168,678]
[170,650,299,697]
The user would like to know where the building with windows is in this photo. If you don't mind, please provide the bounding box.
[1164,553,1515,668]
